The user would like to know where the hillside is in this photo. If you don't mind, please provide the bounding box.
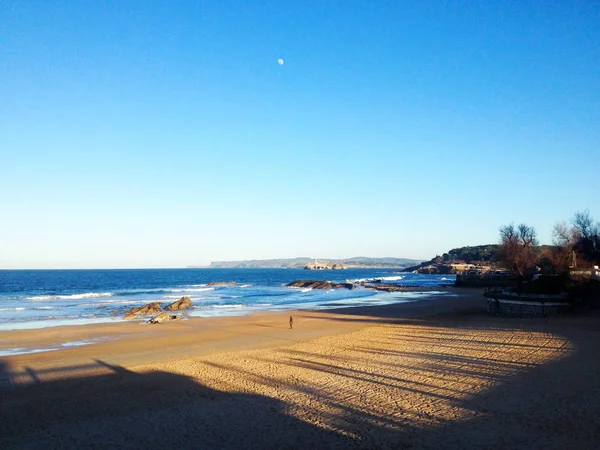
[201,257,423,269]
[403,245,501,272]
[403,244,558,273]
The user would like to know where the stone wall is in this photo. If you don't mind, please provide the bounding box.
[455,274,518,288]
[486,298,571,317]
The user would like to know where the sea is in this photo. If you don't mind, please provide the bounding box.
[0,269,456,331]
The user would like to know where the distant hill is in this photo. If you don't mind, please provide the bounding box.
[200,257,423,269]
[403,245,501,272]
[403,244,557,272]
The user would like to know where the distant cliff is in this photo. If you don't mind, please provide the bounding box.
[402,245,501,272]
[202,257,423,269]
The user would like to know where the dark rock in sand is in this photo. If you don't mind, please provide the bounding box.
[287,280,354,290]
[148,312,181,324]
[208,281,237,286]
[165,296,193,311]
[366,283,411,292]
[124,302,163,319]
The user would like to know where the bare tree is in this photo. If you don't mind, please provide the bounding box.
[499,223,539,276]
[551,221,577,272]
[572,211,600,265]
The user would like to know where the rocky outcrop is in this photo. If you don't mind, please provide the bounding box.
[287,280,354,290]
[164,296,193,311]
[148,312,181,324]
[208,281,236,286]
[416,264,457,275]
[367,283,408,292]
[124,302,163,319]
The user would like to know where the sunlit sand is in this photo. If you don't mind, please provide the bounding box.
[2,288,598,449]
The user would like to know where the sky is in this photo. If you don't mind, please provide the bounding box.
[1,1,599,269]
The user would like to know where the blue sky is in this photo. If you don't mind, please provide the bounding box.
[1,1,599,268]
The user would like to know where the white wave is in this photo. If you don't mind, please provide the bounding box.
[346,278,367,283]
[186,284,208,287]
[27,292,115,301]
[347,276,404,283]
[59,292,114,299]
[237,284,252,288]
[211,304,244,308]
[0,307,26,311]
[61,340,93,347]
[164,288,214,293]
[35,306,55,310]
[100,299,141,304]
[253,303,272,307]
[441,277,449,280]
[300,288,312,292]
[379,276,404,281]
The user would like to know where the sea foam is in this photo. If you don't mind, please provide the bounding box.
[27,292,115,301]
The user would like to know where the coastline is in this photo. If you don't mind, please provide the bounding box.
[0,268,455,331]
[0,287,468,367]
[3,287,600,448]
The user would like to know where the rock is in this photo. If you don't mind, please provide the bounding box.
[365,283,412,292]
[208,281,237,286]
[287,280,354,290]
[148,312,181,324]
[124,302,163,319]
[164,296,193,311]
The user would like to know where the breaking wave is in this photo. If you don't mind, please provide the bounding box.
[27,292,115,301]
[379,276,404,281]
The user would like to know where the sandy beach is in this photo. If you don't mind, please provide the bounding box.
[2,287,599,449]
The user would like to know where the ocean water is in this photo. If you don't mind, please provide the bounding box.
[0,269,455,330]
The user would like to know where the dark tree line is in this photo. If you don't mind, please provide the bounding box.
[498,223,539,276]
[499,211,600,276]
[444,245,499,264]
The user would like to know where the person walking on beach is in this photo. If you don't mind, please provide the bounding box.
[289,316,293,329]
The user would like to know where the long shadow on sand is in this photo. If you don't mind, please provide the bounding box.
[2,309,600,449]
[1,359,353,449]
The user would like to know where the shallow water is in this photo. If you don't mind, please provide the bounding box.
[0,269,455,329]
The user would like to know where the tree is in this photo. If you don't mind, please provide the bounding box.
[499,223,539,276]
[572,211,600,265]
[551,221,577,273]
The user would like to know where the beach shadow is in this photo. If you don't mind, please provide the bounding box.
[0,359,353,449]
[190,312,600,449]
[3,310,600,449]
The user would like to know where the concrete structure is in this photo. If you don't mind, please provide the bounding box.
[485,290,571,317]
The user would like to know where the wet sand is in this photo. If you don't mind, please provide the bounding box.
[2,288,599,449]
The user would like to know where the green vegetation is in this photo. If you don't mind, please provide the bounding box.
[404,245,501,272]
[444,245,500,264]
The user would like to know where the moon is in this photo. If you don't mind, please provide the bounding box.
[277,58,284,66]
